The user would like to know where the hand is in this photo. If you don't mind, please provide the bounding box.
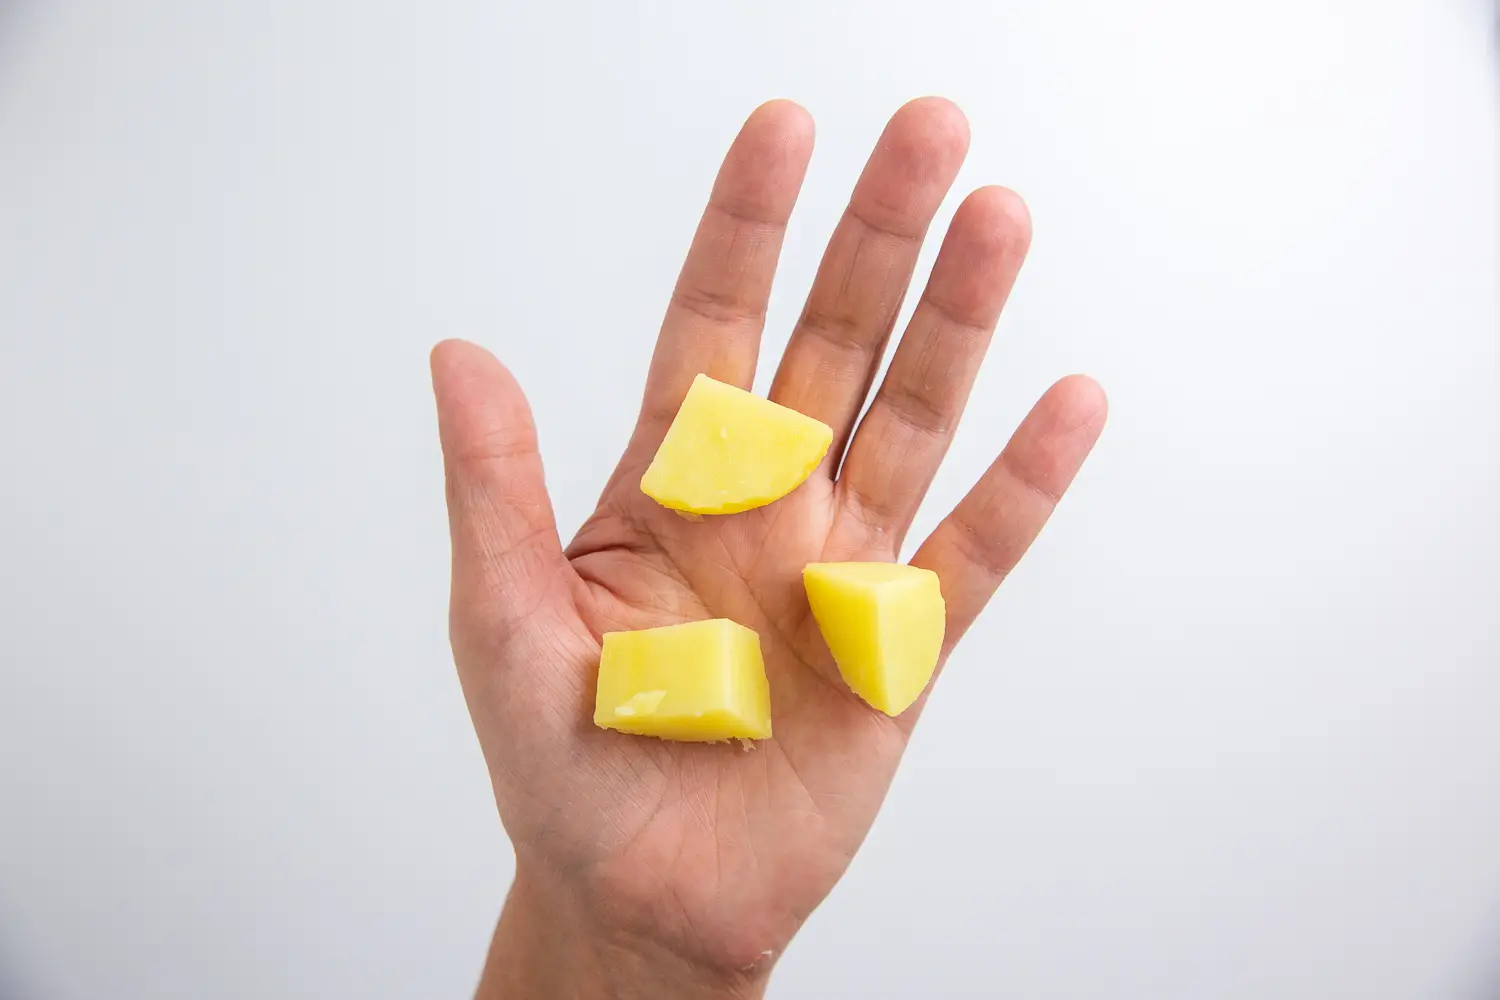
[431,97,1107,999]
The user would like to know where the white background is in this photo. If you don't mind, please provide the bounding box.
[2,1,1498,997]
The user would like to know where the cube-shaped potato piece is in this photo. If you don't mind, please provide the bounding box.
[640,374,833,515]
[803,562,945,717]
[594,618,772,741]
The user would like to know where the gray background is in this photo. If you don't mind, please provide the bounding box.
[2,1,1498,997]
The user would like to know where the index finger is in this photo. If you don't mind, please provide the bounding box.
[631,101,815,447]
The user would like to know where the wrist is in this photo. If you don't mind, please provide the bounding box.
[476,863,771,1000]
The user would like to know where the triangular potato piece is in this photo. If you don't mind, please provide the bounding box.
[803,562,946,716]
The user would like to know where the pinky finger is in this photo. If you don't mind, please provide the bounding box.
[911,375,1108,652]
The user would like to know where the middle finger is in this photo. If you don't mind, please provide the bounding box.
[768,97,969,468]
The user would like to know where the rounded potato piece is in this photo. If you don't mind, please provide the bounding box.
[641,374,832,515]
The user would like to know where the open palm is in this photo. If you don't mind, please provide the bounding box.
[432,98,1107,996]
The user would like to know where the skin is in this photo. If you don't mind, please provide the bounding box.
[430,97,1108,999]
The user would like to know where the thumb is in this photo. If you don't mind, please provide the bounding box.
[430,339,571,639]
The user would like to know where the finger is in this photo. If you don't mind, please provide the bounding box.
[635,100,815,439]
[829,186,1032,556]
[430,339,572,633]
[911,375,1107,651]
[768,97,969,464]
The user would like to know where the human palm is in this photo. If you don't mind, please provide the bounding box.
[431,98,1107,997]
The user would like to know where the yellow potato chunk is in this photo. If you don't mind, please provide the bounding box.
[640,374,833,515]
[803,562,946,717]
[594,618,772,741]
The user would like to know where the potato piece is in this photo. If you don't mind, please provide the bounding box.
[803,562,946,716]
[640,374,832,515]
[594,618,772,741]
